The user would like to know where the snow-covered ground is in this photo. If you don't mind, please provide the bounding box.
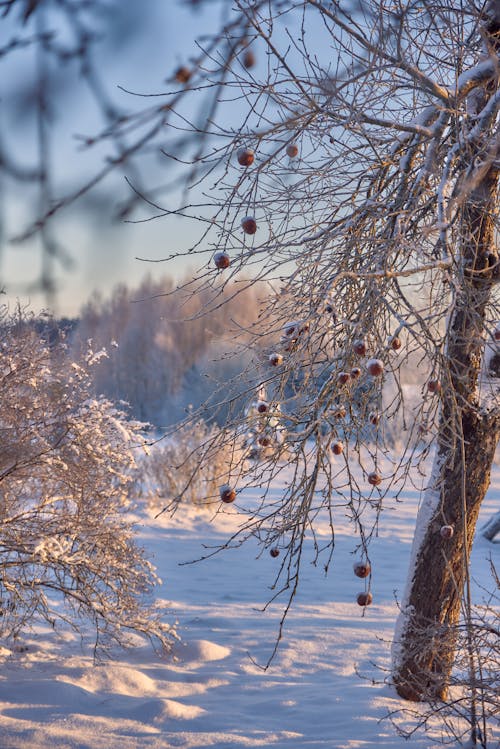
[0,459,498,749]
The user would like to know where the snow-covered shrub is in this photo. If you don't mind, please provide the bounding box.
[0,310,175,654]
[134,420,247,511]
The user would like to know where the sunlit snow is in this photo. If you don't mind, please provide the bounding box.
[0,457,498,749]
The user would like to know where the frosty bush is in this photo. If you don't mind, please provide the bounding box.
[135,420,247,512]
[0,310,175,654]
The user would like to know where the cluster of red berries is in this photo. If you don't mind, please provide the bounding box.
[213,140,301,270]
[353,561,372,606]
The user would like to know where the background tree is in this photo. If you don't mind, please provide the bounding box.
[72,274,263,426]
[0,307,175,653]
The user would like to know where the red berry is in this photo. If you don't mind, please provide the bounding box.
[241,216,257,234]
[220,485,236,503]
[258,435,271,447]
[427,379,441,393]
[494,325,500,341]
[357,591,373,607]
[243,49,255,68]
[389,335,402,350]
[353,339,367,356]
[213,251,230,269]
[331,441,343,455]
[369,411,380,426]
[174,66,191,84]
[350,367,361,379]
[337,371,350,385]
[256,401,268,413]
[286,143,299,158]
[367,471,382,486]
[237,147,254,167]
[440,525,454,539]
[366,358,384,377]
[270,548,280,558]
[281,337,297,353]
[269,353,283,366]
[353,562,371,579]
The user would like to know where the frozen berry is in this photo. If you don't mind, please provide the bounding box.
[427,379,441,393]
[241,216,257,234]
[367,359,384,377]
[214,251,230,269]
[357,591,373,606]
[174,66,191,84]
[220,485,236,503]
[353,339,367,356]
[367,471,382,486]
[353,562,371,579]
[243,49,255,68]
[237,147,254,167]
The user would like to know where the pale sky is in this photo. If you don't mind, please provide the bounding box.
[2,0,229,317]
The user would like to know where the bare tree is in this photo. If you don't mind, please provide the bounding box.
[116,0,500,714]
[0,307,175,654]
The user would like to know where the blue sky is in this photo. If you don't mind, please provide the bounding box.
[2,0,229,316]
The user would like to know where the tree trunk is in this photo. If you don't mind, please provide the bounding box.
[392,162,500,701]
[392,416,499,701]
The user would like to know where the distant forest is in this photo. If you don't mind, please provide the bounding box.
[33,272,434,438]
[69,275,265,428]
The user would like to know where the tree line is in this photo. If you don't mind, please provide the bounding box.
[71,274,264,427]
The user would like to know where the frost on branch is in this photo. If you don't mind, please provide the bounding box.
[0,310,175,654]
[85,0,500,718]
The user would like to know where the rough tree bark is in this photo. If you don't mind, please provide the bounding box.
[393,155,500,700]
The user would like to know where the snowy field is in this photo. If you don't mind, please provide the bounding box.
[0,457,498,749]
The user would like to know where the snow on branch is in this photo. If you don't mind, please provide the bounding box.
[457,58,498,99]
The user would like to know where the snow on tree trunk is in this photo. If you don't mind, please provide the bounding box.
[393,162,500,701]
[393,414,499,700]
[481,509,500,541]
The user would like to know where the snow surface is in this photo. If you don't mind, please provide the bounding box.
[0,458,498,749]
